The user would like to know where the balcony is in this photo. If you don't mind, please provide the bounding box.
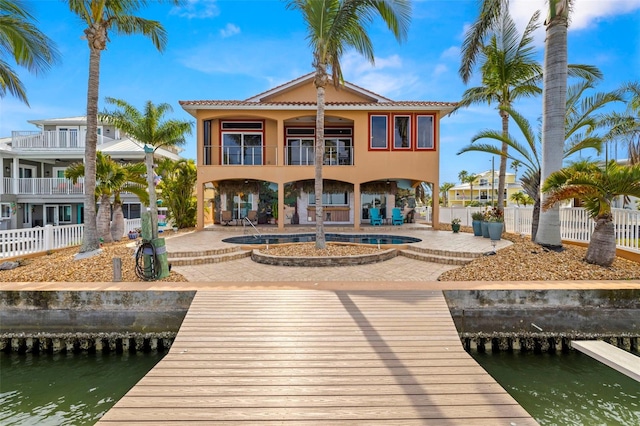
[1,177,84,195]
[203,145,354,166]
[11,131,114,150]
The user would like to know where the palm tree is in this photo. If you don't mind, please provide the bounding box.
[65,152,148,243]
[456,9,542,213]
[542,160,640,266]
[603,81,640,165]
[464,173,478,205]
[0,0,59,104]
[287,0,411,249]
[510,159,521,180]
[439,182,455,207]
[101,97,193,240]
[67,0,177,253]
[156,158,198,229]
[459,0,608,248]
[459,80,618,240]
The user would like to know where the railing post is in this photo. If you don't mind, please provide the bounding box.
[44,224,54,251]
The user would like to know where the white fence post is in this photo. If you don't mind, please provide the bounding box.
[44,225,54,251]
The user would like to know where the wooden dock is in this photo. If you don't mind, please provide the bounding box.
[97,290,537,425]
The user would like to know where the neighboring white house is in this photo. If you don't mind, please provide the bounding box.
[0,116,182,230]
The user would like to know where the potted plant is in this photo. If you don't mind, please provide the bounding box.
[451,217,461,233]
[471,211,484,236]
[128,229,138,239]
[487,207,504,240]
[481,210,491,238]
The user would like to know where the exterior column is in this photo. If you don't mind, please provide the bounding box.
[353,183,361,229]
[432,183,440,230]
[196,180,204,230]
[11,158,18,194]
[275,120,284,166]
[277,181,284,230]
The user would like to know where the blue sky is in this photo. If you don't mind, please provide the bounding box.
[1,0,639,185]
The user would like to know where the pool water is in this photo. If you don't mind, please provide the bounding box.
[222,233,421,245]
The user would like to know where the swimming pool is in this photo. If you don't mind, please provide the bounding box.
[222,233,421,245]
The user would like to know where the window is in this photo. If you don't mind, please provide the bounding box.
[308,192,348,205]
[393,115,411,149]
[416,114,434,149]
[58,205,72,223]
[203,120,212,165]
[369,115,388,149]
[221,121,263,165]
[1,203,10,219]
[286,138,314,165]
[122,203,142,219]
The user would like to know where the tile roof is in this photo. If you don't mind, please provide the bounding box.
[179,100,457,108]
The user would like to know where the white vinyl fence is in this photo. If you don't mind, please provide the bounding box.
[435,206,640,253]
[0,219,142,259]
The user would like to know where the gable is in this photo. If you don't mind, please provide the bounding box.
[248,74,388,104]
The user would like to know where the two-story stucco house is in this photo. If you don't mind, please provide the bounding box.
[0,116,182,230]
[448,170,524,207]
[180,74,456,230]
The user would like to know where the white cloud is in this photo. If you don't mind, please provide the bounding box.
[171,0,220,19]
[220,23,240,38]
[440,46,460,60]
[432,63,448,77]
[509,0,640,39]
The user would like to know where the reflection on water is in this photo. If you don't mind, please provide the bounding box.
[0,351,164,426]
[473,351,640,426]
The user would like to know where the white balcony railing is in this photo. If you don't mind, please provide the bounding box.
[0,178,84,195]
[11,130,114,150]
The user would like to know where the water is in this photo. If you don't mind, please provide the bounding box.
[473,351,640,425]
[0,351,164,426]
[222,232,422,245]
[2,350,637,425]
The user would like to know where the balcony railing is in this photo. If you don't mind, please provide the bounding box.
[11,130,114,150]
[0,177,84,195]
[202,145,355,166]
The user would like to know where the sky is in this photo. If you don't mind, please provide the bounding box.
[1,0,639,185]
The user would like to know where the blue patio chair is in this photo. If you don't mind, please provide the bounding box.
[369,208,383,226]
[391,208,404,225]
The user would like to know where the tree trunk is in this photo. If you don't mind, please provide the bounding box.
[145,149,159,240]
[314,65,327,249]
[97,194,113,243]
[80,47,101,252]
[497,108,508,212]
[585,216,616,267]
[530,196,541,242]
[536,2,568,248]
[110,202,125,241]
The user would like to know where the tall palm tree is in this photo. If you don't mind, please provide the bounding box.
[459,0,610,248]
[67,0,177,253]
[464,173,478,205]
[456,9,542,213]
[0,0,59,104]
[65,152,148,243]
[510,159,521,180]
[603,81,640,165]
[542,160,640,266]
[287,0,411,249]
[459,80,618,240]
[440,182,455,207]
[101,97,193,240]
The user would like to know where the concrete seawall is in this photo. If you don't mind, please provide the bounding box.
[1,289,638,354]
[0,291,194,354]
[444,289,640,353]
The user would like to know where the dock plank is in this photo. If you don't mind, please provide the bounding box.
[97,290,537,424]
[572,340,640,381]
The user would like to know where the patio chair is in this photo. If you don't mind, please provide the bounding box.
[391,208,404,225]
[244,210,258,225]
[369,208,383,226]
[221,210,233,226]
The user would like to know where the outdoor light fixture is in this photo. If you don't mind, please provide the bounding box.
[45,171,50,177]
[244,179,249,184]
[4,167,9,174]
[386,179,390,185]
